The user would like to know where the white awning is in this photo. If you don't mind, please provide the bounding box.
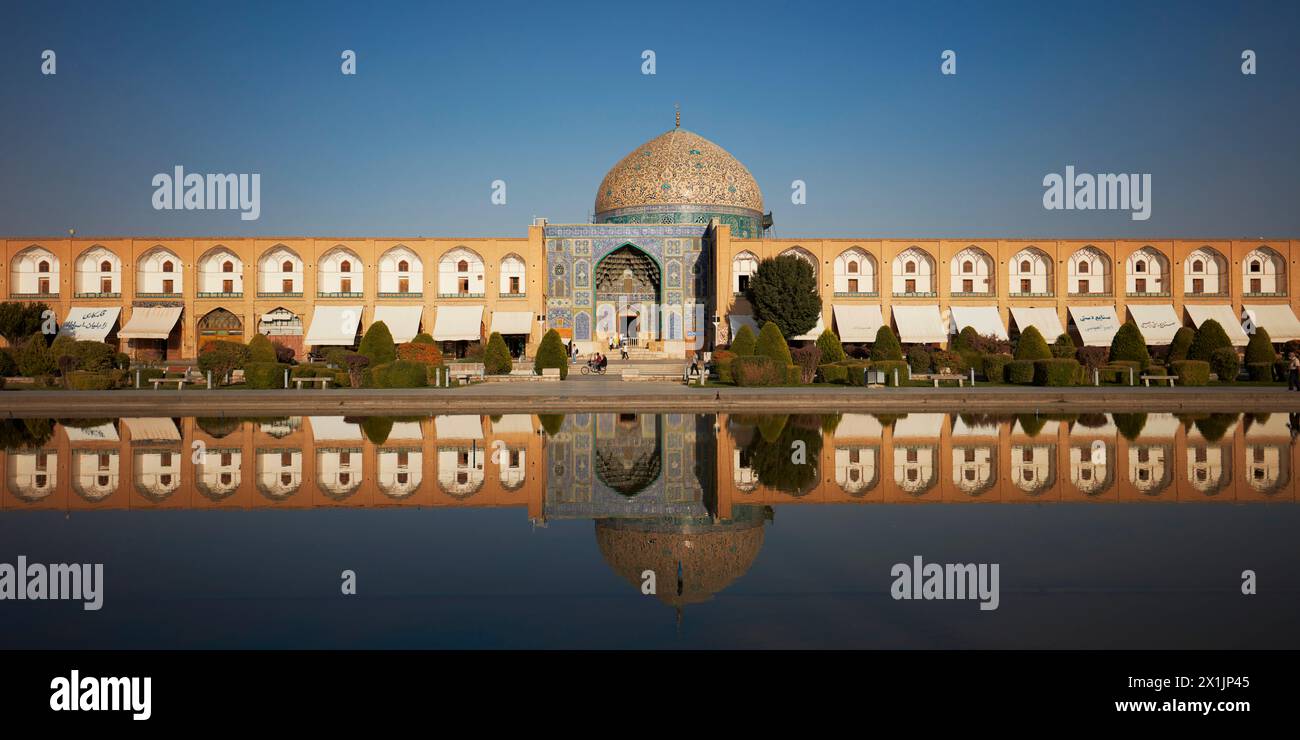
[1126,304,1182,345]
[372,305,424,343]
[433,305,483,342]
[1009,307,1065,342]
[63,422,120,442]
[491,414,534,435]
[1067,305,1121,347]
[891,305,946,344]
[1185,305,1249,346]
[791,313,826,342]
[124,417,181,442]
[490,311,533,336]
[1243,304,1300,343]
[118,306,182,340]
[952,416,999,437]
[832,305,884,343]
[728,314,759,339]
[833,414,883,439]
[309,416,362,441]
[436,415,483,440]
[893,413,946,439]
[305,306,363,346]
[1140,413,1182,439]
[949,305,1008,341]
[58,307,121,342]
[387,421,425,441]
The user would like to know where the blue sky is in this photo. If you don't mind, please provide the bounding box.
[1,0,1297,238]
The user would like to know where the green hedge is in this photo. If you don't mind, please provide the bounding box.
[1171,360,1210,386]
[66,371,114,390]
[1033,358,1080,387]
[982,353,1012,382]
[819,363,848,384]
[372,360,428,388]
[871,360,909,386]
[841,361,869,386]
[1100,360,1141,385]
[333,370,351,388]
[245,362,288,389]
[1248,362,1275,382]
[784,365,801,385]
[732,355,784,387]
[1006,359,1036,384]
[1209,348,1240,383]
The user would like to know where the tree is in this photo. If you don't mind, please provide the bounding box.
[533,329,568,379]
[0,302,51,344]
[484,332,513,375]
[1052,333,1077,359]
[14,334,55,377]
[870,325,903,361]
[953,326,981,353]
[248,333,278,363]
[815,328,846,363]
[745,255,820,339]
[1245,326,1276,364]
[1188,319,1233,361]
[756,321,792,367]
[1014,326,1051,360]
[1167,326,1195,363]
[1108,322,1150,367]
[730,324,757,356]
[358,321,397,365]
[198,340,252,384]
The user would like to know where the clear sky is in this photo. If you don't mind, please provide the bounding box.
[1,0,1297,239]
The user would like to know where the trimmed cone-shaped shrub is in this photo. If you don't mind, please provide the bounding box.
[1114,413,1148,441]
[412,332,436,345]
[1209,347,1240,383]
[1248,362,1275,382]
[906,345,932,374]
[1245,326,1276,365]
[756,321,793,367]
[815,328,846,364]
[1167,326,1195,363]
[1108,322,1150,368]
[65,371,114,390]
[361,416,394,444]
[1171,359,1210,386]
[248,333,277,364]
[730,324,757,356]
[871,325,903,361]
[1052,333,1077,359]
[539,414,565,436]
[1188,319,1233,361]
[358,321,397,365]
[484,332,513,375]
[1014,326,1051,361]
[1033,358,1080,386]
[982,353,1012,382]
[1006,359,1036,384]
[533,329,568,379]
[953,326,980,353]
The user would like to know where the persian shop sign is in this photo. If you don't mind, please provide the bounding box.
[59,309,114,336]
[1073,310,1118,343]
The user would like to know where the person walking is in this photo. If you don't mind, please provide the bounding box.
[1289,352,1300,391]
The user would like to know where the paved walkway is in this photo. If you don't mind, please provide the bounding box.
[6,383,1300,417]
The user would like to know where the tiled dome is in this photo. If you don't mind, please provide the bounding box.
[594,128,764,217]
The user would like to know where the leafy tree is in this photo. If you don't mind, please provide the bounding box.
[344,353,371,388]
[14,334,55,377]
[1108,322,1150,367]
[1209,347,1240,383]
[397,341,443,366]
[755,321,792,367]
[248,333,278,363]
[745,255,820,339]
[871,325,903,361]
[1188,319,1233,361]
[484,332,513,375]
[815,328,846,363]
[1166,326,1195,363]
[0,302,51,344]
[1245,326,1276,364]
[953,326,980,352]
[358,321,397,365]
[730,324,757,356]
[533,329,568,379]
[1014,325,1051,361]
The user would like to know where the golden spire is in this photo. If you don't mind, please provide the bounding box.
[675,103,680,129]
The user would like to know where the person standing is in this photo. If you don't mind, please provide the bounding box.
[1289,352,1300,391]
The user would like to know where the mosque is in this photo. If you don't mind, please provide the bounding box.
[5,118,1300,360]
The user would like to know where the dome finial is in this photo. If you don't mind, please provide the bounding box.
[674,102,680,129]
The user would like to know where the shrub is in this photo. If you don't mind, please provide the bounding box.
[1108,322,1150,369]
[273,341,295,364]
[1245,327,1276,365]
[1033,358,1080,387]
[1014,326,1051,361]
[1006,359,1036,384]
[65,371,114,390]
[1209,347,1240,383]
[1188,319,1233,361]
[906,344,932,374]
[324,347,352,368]
[953,326,980,353]
[982,353,1012,382]
[248,333,278,363]
[840,361,869,386]
[0,349,18,377]
[1114,413,1148,441]
[1247,362,1274,382]
[137,367,165,386]
[1052,333,1077,359]
[372,360,428,388]
[815,328,846,364]
[730,324,757,356]
[711,349,735,384]
[0,302,51,344]
[484,332,513,375]
[0,376,5,390]
[931,350,966,374]
[1166,326,1195,363]
[358,321,397,365]
[15,334,55,377]
[790,346,821,384]
[871,325,903,361]
[361,416,394,445]
[732,355,784,387]
[398,341,443,366]
[872,360,910,386]
[539,414,565,436]
[244,362,288,389]
[1171,360,1210,386]
[533,329,568,379]
[291,366,318,378]
[333,370,351,388]
[344,354,371,388]
[69,341,117,372]
[819,363,848,384]
[1075,346,1109,376]
[756,322,793,367]
[463,341,485,362]
[114,352,131,370]
[412,332,436,345]
[197,340,252,384]
[1101,360,1142,385]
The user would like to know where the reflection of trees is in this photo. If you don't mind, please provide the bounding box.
[742,415,823,495]
[0,418,54,448]
[196,417,240,438]
[1113,413,1147,441]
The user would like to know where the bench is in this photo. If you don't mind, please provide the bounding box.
[293,376,333,390]
[150,377,187,391]
[1142,374,1177,387]
[929,373,965,388]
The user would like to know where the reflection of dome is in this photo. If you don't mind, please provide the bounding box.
[593,416,662,496]
[594,128,764,217]
[596,510,766,608]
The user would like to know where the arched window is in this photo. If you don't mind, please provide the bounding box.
[1193,260,1204,273]
[398,260,409,272]
[1020,260,1030,272]
[340,260,352,273]
[282,260,293,272]
[847,261,858,274]
[1078,262,1089,274]
[1134,261,1146,273]
[38,260,50,272]
[1251,260,1261,273]
[100,261,112,272]
[458,260,469,272]
[962,260,973,273]
[162,261,174,273]
[906,261,916,274]
[732,251,759,293]
[222,261,234,273]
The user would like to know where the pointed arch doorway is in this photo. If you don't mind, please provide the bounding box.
[594,244,661,351]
